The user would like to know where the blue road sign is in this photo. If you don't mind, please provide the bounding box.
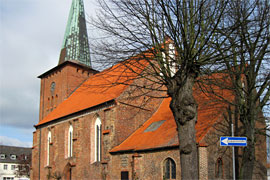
[220,137,247,146]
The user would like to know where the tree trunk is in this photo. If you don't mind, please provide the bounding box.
[240,121,255,180]
[168,74,198,180]
[239,92,256,180]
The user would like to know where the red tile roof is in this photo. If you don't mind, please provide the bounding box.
[110,98,178,152]
[110,78,233,153]
[36,59,148,126]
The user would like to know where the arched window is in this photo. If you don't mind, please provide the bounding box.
[95,117,102,162]
[48,97,50,110]
[163,158,176,179]
[161,43,176,77]
[215,157,223,178]
[51,96,54,110]
[168,43,176,75]
[55,94,58,108]
[68,125,73,158]
[47,131,51,166]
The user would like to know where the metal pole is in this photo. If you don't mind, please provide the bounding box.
[232,123,236,180]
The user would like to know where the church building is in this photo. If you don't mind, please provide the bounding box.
[31,0,267,179]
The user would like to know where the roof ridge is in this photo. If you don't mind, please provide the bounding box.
[0,145,31,149]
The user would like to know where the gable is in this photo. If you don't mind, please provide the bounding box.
[36,59,148,127]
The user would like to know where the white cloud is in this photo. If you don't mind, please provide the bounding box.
[0,0,98,145]
[0,136,32,147]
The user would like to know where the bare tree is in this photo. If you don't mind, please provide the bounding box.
[15,154,31,179]
[91,0,228,179]
[202,0,270,179]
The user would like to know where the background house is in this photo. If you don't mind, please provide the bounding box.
[0,145,31,180]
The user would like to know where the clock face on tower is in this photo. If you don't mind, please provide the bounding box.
[50,82,56,94]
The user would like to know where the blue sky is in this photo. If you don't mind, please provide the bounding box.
[0,0,98,147]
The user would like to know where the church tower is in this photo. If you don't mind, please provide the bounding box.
[38,0,98,121]
[59,0,91,66]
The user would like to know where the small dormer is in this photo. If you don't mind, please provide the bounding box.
[0,154,6,159]
[10,154,17,160]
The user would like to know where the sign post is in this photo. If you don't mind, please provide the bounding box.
[220,124,247,180]
[232,124,235,180]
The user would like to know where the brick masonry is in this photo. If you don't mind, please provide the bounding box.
[32,61,267,180]
[38,61,96,121]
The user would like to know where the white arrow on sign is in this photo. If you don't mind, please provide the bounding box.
[220,137,247,146]
[222,138,228,145]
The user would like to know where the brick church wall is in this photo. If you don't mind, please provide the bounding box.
[32,89,164,180]
[202,119,267,180]
[31,130,40,179]
[108,149,181,180]
[32,59,267,179]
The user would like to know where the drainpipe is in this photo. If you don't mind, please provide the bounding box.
[38,128,42,180]
[197,143,199,179]
[70,167,72,180]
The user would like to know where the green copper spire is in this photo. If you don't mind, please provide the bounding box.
[59,0,91,66]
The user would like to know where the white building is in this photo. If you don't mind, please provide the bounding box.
[0,145,31,180]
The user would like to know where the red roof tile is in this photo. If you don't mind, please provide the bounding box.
[110,98,178,152]
[36,59,148,126]
[110,78,233,153]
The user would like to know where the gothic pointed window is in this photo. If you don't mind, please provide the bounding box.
[215,157,223,178]
[51,96,54,110]
[47,131,51,166]
[48,97,50,110]
[163,158,176,179]
[68,125,73,158]
[168,43,176,75]
[95,117,102,162]
[161,43,176,77]
[55,94,58,108]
